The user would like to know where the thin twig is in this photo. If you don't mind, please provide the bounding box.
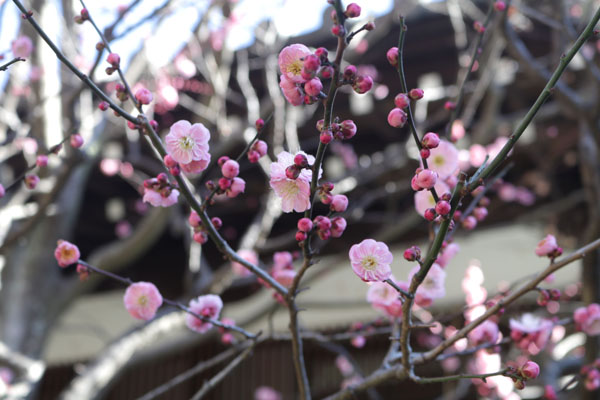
[0,57,25,71]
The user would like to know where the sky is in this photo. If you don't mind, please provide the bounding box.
[1,0,393,74]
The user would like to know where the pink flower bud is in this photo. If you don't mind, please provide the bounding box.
[339,120,356,139]
[255,118,265,130]
[211,217,222,229]
[54,240,80,267]
[320,130,333,144]
[36,155,48,167]
[535,234,559,257]
[331,216,346,238]
[107,52,120,67]
[331,194,348,212]
[403,246,421,261]
[252,140,268,157]
[343,65,357,79]
[331,24,345,37]
[193,231,208,244]
[296,231,307,241]
[353,75,373,94]
[387,108,407,128]
[424,208,436,221]
[520,361,540,380]
[218,177,232,190]
[0,184,5,198]
[248,150,260,163]
[227,177,245,198]
[221,159,240,179]
[218,156,230,167]
[394,93,410,108]
[365,21,375,31]
[473,207,488,221]
[98,101,109,111]
[303,54,320,72]
[345,3,361,18]
[494,1,506,11]
[409,88,424,100]
[285,165,300,180]
[70,134,84,148]
[386,47,399,67]
[435,200,451,216]
[416,169,438,189]
[294,153,309,168]
[135,88,153,105]
[297,218,313,232]
[315,215,332,231]
[444,101,456,110]
[24,174,39,189]
[314,47,328,59]
[320,66,334,79]
[318,229,331,240]
[188,211,201,227]
[422,132,440,149]
[537,290,550,306]
[420,148,430,159]
[462,215,477,230]
[304,78,323,96]
[411,175,422,191]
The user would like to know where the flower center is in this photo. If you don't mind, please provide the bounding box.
[283,181,300,196]
[179,136,195,150]
[361,256,378,271]
[61,248,74,259]
[433,155,445,167]
[287,60,303,75]
[137,295,148,306]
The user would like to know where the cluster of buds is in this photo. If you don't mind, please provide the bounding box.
[330,3,362,36]
[218,317,237,345]
[248,139,268,163]
[537,288,561,306]
[285,153,311,180]
[581,360,600,391]
[74,8,89,24]
[387,93,409,128]
[574,303,600,336]
[115,83,129,102]
[411,168,438,192]
[419,132,440,159]
[188,210,222,244]
[295,215,347,241]
[341,65,374,94]
[142,172,179,207]
[214,157,245,198]
[506,360,540,390]
[163,154,180,176]
[317,181,334,204]
[422,193,452,222]
[105,52,120,75]
[403,245,421,262]
[317,118,357,144]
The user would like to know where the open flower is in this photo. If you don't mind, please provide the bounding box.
[123,282,163,320]
[143,186,179,207]
[427,140,459,179]
[278,43,311,83]
[535,234,559,257]
[231,249,258,277]
[54,240,80,267]
[366,279,404,318]
[510,313,553,353]
[279,75,304,106]
[270,151,319,213]
[409,263,447,306]
[186,294,223,333]
[349,239,393,282]
[165,120,210,165]
[11,36,33,58]
[574,303,600,336]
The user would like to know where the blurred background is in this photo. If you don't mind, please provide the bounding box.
[1,0,600,398]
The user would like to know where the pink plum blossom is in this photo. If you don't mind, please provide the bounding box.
[409,263,446,305]
[510,313,553,353]
[11,36,33,58]
[437,242,460,267]
[180,158,210,175]
[427,140,459,179]
[520,361,540,380]
[366,279,404,318]
[349,239,393,282]
[231,249,258,277]
[468,320,499,346]
[54,240,80,267]
[278,44,311,83]
[143,186,179,207]
[186,294,223,333]
[279,75,304,106]
[574,303,600,336]
[270,151,319,213]
[123,282,163,320]
[165,120,211,165]
[135,88,153,105]
[535,234,559,257]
